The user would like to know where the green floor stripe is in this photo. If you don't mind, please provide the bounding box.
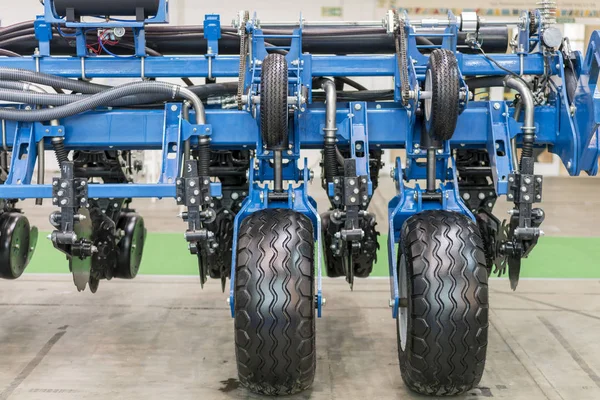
[25,233,600,278]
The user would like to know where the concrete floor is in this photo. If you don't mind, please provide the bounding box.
[1,277,599,400]
[2,176,599,399]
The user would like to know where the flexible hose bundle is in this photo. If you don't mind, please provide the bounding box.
[0,81,206,123]
[0,67,109,93]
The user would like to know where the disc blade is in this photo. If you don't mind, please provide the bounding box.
[71,208,93,292]
[508,256,521,291]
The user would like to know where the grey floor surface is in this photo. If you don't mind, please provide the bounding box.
[1,277,599,400]
[3,176,600,399]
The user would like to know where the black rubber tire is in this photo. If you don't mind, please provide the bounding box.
[398,210,489,396]
[234,209,316,395]
[260,54,289,149]
[114,213,146,279]
[424,49,460,141]
[0,213,32,279]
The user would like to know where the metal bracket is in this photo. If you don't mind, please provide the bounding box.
[177,160,221,287]
[228,158,322,317]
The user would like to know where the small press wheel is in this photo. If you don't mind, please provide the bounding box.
[423,49,460,141]
[260,53,289,149]
[114,213,146,279]
[0,213,35,279]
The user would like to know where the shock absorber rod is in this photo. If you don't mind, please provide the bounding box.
[182,101,191,163]
[426,148,436,193]
[320,78,339,183]
[273,150,283,192]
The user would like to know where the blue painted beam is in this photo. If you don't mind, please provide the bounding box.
[0,53,554,79]
[0,184,177,199]
[0,102,559,150]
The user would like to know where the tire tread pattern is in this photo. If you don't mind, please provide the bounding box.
[426,49,460,141]
[260,54,288,149]
[235,209,315,395]
[399,210,488,396]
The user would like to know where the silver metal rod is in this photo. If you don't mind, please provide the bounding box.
[273,150,283,192]
[182,101,191,162]
[426,148,436,193]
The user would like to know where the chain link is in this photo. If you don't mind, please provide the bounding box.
[236,11,250,110]
[393,12,410,106]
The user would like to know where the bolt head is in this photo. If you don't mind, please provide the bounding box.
[493,103,501,110]
[354,103,362,111]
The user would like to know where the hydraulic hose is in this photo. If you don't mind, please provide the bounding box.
[504,76,535,169]
[0,67,109,94]
[0,82,238,107]
[319,78,339,182]
[0,81,206,123]
[465,76,506,89]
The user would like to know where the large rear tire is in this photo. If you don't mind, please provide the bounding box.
[397,210,489,396]
[234,209,316,395]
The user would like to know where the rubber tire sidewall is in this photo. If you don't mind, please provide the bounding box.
[234,209,316,395]
[260,54,289,150]
[424,49,460,142]
[397,210,489,396]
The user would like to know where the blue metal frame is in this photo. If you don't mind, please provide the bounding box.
[1,5,600,318]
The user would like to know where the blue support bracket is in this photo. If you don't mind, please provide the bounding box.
[348,102,373,195]
[181,121,212,141]
[228,159,322,317]
[5,121,65,186]
[34,16,53,57]
[6,122,36,186]
[574,30,600,175]
[159,103,183,184]
[487,101,516,195]
[387,155,473,318]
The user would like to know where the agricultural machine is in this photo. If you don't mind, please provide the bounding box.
[0,0,598,395]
